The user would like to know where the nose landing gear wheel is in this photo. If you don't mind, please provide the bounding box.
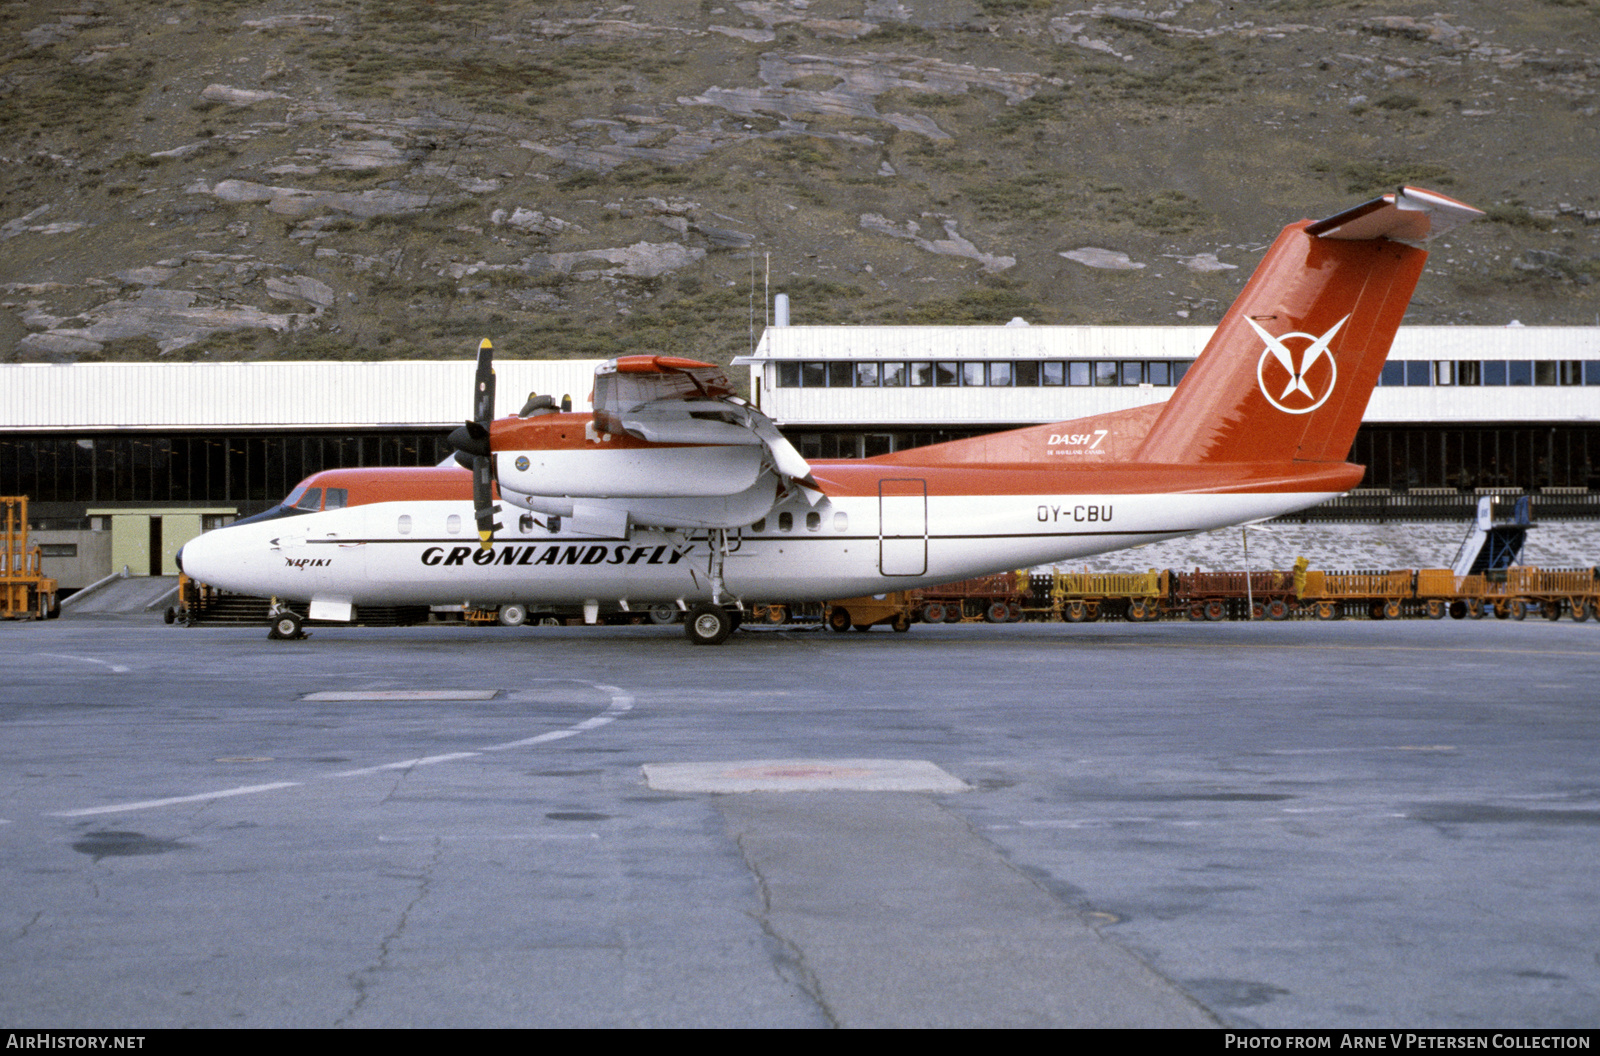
[267,611,305,640]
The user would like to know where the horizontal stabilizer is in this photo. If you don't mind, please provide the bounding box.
[1306,186,1483,244]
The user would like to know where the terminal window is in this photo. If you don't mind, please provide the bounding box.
[773,359,1196,389]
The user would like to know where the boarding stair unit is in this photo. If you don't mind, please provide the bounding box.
[1450,495,1533,577]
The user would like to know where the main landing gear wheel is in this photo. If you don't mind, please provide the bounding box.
[267,611,304,640]
[685,603,734,645]
[498,603,527,627]
[648,604,680,625]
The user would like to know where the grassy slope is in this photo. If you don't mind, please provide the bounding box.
[1,0,1596,365]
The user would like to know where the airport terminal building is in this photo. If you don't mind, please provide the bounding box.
[3,324,1598,588]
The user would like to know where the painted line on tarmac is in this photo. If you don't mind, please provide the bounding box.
[331,751,482,777]
[46,681,634,819]
[1095,639,1600,659]
[40,653,131,674]
[480,685,634,750]
[53,782,305,818]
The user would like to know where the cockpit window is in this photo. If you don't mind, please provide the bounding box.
[294,487,323,511]
[283,483,309,508]
[324,488,348,510]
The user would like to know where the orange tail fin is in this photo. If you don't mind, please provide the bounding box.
[1136,186,1481,466]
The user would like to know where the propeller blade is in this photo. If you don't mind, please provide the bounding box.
[454,338,498,549]
[474,337,495,429]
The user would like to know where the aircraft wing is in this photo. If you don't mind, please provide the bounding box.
[596,356,818,494]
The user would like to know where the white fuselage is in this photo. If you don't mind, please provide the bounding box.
[179,487,1338,613]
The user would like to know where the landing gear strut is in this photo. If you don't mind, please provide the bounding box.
[682,528,742,645]
[266,603,305,641]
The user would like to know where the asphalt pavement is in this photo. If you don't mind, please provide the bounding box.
[1,614,1597,1027]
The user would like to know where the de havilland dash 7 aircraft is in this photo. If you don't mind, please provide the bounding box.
[177,186,1482,644]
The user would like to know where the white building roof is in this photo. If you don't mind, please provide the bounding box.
[0,359,604,432]
[743,325,1600,427]
[4,326,1598,432]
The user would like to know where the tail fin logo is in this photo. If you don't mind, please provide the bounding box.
[1248,315,1347,415]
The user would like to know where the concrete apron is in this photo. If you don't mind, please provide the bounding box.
[717,791,1217,1029]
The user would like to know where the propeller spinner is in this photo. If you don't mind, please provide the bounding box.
[446,338,502,549]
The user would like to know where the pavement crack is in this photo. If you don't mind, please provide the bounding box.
[732,828,839,1028]
[337,837,441,1026]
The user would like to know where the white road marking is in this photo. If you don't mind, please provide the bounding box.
[481,685,633,751]
[331,752,482,777]
[53,782,304,818]
[642,758,969,793]
[47,682,634,819]
[40,654,131,674]
[303,690,499,701]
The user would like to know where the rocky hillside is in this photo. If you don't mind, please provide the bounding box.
[2,0,1597,367]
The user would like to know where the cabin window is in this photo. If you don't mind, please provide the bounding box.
[752,518,766,532]
[294,487,322,511]
[447,514,462,534]
[833,511,848,532]
[778,512,793,532]
[397,514,412,535]
[806,512,821,531]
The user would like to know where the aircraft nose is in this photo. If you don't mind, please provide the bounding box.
[174,544,184,574]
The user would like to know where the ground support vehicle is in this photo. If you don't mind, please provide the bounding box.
[1414,569,1486,620]
[1177,569,1298,622]
[823,591,915,633]
[1046,570,1166,623]
[2,497,59,620]
[1496,567,1599,621]
[910,574,1029,624]
[1297,569,1415,620]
